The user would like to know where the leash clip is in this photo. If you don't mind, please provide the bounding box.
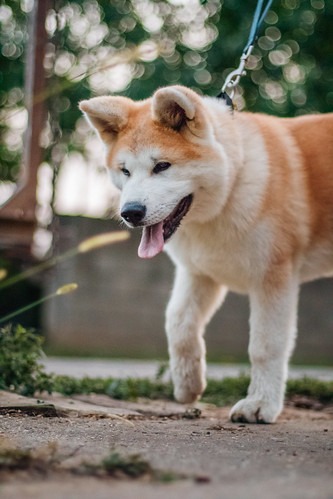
[218,0,274,101]
[221,45,254,99]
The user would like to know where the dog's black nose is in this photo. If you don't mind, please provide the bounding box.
[121,202,146,226]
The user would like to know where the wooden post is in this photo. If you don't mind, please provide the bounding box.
[0,0,49,254]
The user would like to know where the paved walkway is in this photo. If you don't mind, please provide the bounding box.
[2,359,332,499]
[43,357,333,381]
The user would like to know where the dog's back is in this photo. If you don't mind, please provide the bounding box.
[230,111,333,282]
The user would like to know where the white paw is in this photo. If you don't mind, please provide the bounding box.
[171,358,206,404]
[229,397,282,424]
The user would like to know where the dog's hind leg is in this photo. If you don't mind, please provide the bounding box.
[166,268,227,404]
[230,268,299,423]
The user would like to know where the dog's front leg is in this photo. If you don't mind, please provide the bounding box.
[166,267,226,404]
[230,271,299,423]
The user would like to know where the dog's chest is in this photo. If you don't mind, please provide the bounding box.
[167,223,271,293]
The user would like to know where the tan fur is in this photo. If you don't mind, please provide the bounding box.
[80,86,333,423]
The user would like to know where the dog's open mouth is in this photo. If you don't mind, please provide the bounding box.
[138,194,193,259]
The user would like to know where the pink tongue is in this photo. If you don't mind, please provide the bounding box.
[138,222,164,259]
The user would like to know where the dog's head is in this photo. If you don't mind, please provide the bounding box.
[80,86,232,258]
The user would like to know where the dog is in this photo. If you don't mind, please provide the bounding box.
[80,85,333,423]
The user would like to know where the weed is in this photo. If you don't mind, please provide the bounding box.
[82,451,185,481]
[0,324,53,396]
[0,441,58,474]
[0,283,78,326]
[0,231,129,291]
[0,447,33,471]
[155,361,169,380]
[101,451,152,478]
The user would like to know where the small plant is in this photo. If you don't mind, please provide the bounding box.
[155,361,169,380]
[0,446,33,471]
[82,451,183,481]
[0,324,53,396]
[101,452,152,478]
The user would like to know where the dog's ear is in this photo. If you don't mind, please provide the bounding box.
[79,96,130,143]
[152,86,208,137]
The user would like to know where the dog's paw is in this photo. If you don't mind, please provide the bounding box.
[172,359,206,404]
[229,397,282,424]
[174,385,203,404]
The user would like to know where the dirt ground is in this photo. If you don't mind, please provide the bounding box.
[0,391,332,499]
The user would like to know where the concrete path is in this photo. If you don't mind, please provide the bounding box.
[1,390,332,499]
[1,359,332,498]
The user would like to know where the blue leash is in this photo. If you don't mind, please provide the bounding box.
[219,0,274,105]
[244,0,274,52]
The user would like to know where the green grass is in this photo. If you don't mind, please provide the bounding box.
[50,375,249,406]
[51,374,333,406]
[1,324,332,405]
[286,377,333,403]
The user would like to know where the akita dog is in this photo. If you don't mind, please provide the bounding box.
[80,86,333,423]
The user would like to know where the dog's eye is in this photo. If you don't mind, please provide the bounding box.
[121,167,130,177]
[153,162,171,174]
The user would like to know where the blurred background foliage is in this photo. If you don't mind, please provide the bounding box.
[0,0,332,185]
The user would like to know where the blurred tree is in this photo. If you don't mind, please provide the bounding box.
[0,0,27,182]
[0,0,332,186]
